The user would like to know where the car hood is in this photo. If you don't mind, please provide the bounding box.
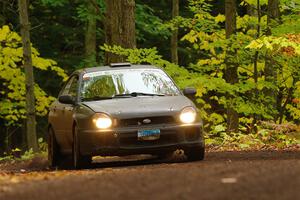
[82,96,194,119]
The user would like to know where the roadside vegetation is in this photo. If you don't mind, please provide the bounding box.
[0,138,47,162]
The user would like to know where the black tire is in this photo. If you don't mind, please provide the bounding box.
[185,146,205,161]
[73,126,91,169]
[48,127,62,168]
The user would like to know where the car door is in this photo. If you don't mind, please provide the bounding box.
[62,75,79,149]
[54,75,79,152]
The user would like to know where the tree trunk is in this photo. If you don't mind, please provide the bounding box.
[171,0,179,64]
[0,15,5,26]
[104,0,136,64]
[225,0,239,132]
[18,0,38,152]
[265,0,280,121]
[0,121,5,155]
[267,0,280,35]
[85,0,97,67]
[0,1,7,26]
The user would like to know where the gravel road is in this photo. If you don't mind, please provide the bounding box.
[1,151,300,200]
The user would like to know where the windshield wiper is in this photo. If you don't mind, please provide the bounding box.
[82,93,165,101]
[81,96,113,101]
[114,92,165,97]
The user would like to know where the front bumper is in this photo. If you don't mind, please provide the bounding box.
[78,123,204,156]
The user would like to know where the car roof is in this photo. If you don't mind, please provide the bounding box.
[76,64,160,75]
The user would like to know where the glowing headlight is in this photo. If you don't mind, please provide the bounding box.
[179,107,197,124]
[93,113,112,129]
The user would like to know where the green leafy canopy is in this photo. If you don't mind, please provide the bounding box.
[0,25,67,125]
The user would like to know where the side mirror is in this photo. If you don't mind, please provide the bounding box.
[183,87,197,97]
[58,95,75,105]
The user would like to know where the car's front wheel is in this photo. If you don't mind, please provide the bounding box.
[185,146,205,161]
[73,125,92,169]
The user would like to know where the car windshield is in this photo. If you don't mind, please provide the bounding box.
[80,68,180,101]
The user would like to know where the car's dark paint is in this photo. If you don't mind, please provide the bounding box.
[48,64,204,167]
[83,96,194,119]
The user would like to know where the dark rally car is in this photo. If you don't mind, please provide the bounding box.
[48,63,205,168]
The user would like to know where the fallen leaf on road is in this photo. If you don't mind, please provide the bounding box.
[0,186,12,192]
[10,177,20,183]
[221,177,237,184]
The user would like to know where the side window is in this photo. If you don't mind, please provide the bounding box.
[69,77,79,97]
[59,76,78,97]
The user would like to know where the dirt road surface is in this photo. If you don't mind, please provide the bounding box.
[0,151,300,200]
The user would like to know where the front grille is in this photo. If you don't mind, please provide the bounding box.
[118,116,175,127]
